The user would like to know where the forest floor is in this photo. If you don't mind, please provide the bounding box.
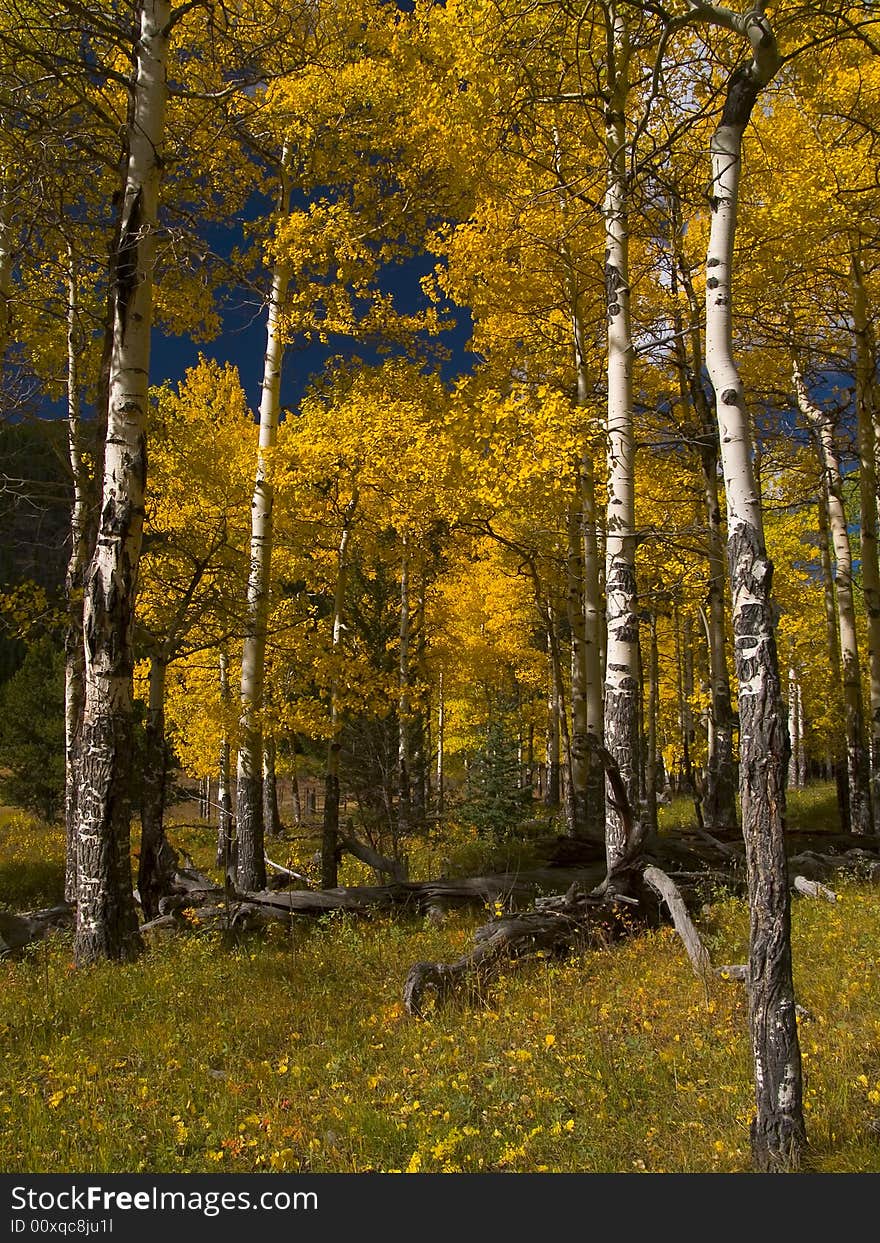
[1,785,879,1173]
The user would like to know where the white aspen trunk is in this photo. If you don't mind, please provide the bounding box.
[216,650,233,869]
[76,0,171,964]
[797,679,807,787]
[851,252,880,829]
[699,0,804,1169]
[674,252,738,831]
[815,486,850,828]
[795,365,871,830]
[787,663,800,789]
[602,4,640,873]
[236,150,292,892]
[63,248,89,904]
[322,491,357,889]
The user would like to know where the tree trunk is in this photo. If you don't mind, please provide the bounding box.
[645,611,659,835]
[787,663,801,790]
[262,736,282,838]
[580,455,606,836]
[216,650,234,869]
[602,5,640,873]
[815,489,850,829]
[76,0,172,965]
[554,129,605,839]
[236,150,292,892]
[544,633,561,808]
[63,248,89,904]
[567,492,591,835]
[322,492,357,889]
[699,422,737,828]
[396,536,411,847]
[702,8,805,1169]
[851,250,880,831]
[0,169,13,365]
[796,365,871,831]
[138,655,176,921]
[672,232,737,831]
[290,753,303,827]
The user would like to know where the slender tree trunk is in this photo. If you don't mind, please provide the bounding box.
[289,752,303,827]
[544,634,561,808]
[322,492,357,889]
[396,536,412,849]
[236,151,292,892]
[138,655,176,921]
[580,456,606,835]
[262,736,282,838]
[567,491,591,835]
[554,129,605,839]
[0,169,14,366]
[702,8,804,1168]
[645,611,659,835]
[671,218,737,830]
[216,650,234,869]
[815,487,850,828]
[796,365,871,831]
[787,663,800,790]
[602,5,640,871]
[76,0,172,965]
[851,251,880,830]
[63,249,89,903]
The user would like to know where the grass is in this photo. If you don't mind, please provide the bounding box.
[0,785,878,1173]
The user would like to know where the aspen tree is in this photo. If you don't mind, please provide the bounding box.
[794,363,872,832]
[322,488,358,889]
[77,0,173,964]
[602,2,640,873]
[693,0,805,1169]
[236,150,292,894]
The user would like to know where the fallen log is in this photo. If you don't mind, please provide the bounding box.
[793,875,838,903]
[0,904,74,954]
[339,836,408,883]
[643,865,714,983]
[404,892,637,1018]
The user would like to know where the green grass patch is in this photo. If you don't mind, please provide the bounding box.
[1,788,877,1173]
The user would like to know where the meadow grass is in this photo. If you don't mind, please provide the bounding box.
[1,785,878,1173]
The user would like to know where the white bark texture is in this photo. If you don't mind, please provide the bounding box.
[64,251,89,903]
[76,0,171,964]
[236,154,292,892]
[795,365,872,831]
[602,6,640,873]
[699,0,804,1171]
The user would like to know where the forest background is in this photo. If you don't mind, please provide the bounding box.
[1,0,880,1178]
